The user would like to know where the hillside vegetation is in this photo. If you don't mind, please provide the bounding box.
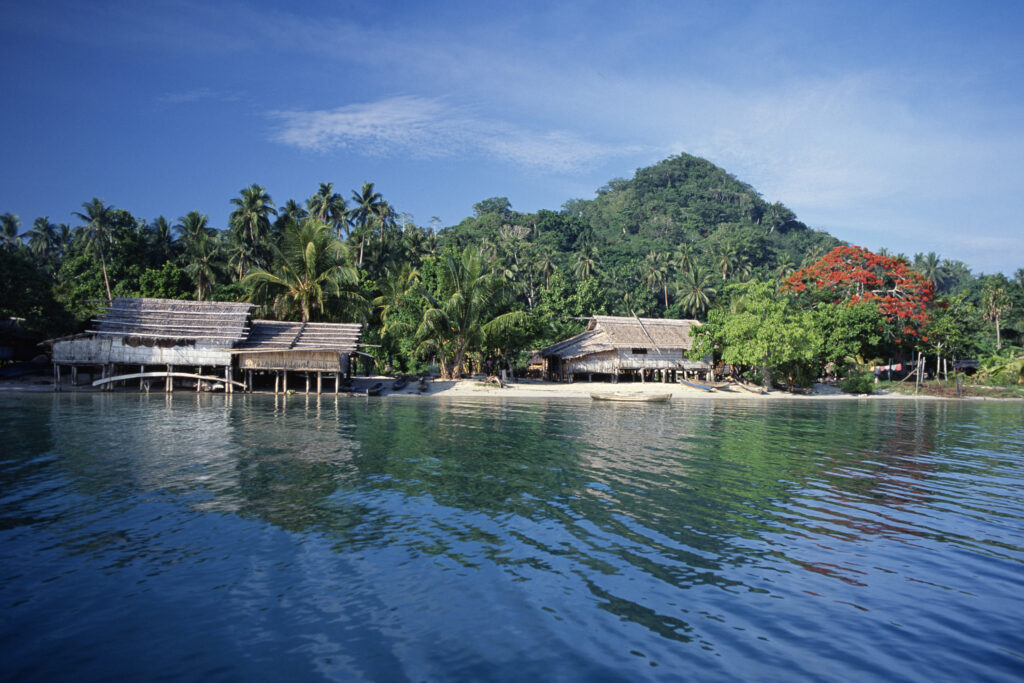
[2,153,1020,384]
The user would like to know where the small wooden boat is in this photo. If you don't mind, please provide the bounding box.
[417,376,429,393]
[365,382,384,396]
[678,378,715,392]
[392,376,409,391]
[732,380,765,394]
[591,392,670,403]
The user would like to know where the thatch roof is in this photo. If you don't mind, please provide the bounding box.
[540,315,700,360]
[589,315,699,350]
[234,320,362,354]
[88,298,254,345]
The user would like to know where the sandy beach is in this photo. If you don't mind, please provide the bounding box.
[0,371,930,400]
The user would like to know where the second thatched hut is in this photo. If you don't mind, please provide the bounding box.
[539,315,710,383]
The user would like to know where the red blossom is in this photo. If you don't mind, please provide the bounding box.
[782,245,934,343]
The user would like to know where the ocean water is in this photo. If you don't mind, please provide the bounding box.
[1,392,1022,681]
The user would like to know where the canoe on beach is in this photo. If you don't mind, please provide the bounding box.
[731,380,766,394]
[678,379,715,392]
[591,393,671,403]
[366,382,384,396]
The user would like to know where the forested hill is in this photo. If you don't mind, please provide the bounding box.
[440,152,840,289]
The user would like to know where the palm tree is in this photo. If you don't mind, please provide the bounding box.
[913,251,945,292]
[147,216,177,263]
[176,211,216,249]
[26,217,57,262]
[307,183,349,238]
[775,256,796,281]
[402,227,436,265]
[275,199,307,236]
[982,279,1012,350]
[351,182,385,267]
[229,184,277,268]
[174,211,219,298]
[676,264,717,317]
[183,231,222,301]
[642,251,670,308]
[572,244,600,281]
[714,242,738,281]
[73,198,115,300]
[373,263,421,343]
[415,247,527,379]
[535,248,556,290]
[1,213,22,251]
[672,243,696,273]
[243,218,361,323]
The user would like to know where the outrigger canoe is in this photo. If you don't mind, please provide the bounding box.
[365,382,384,396]
[591,393,671,403]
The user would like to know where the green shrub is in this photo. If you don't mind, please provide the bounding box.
[839,372,875,394]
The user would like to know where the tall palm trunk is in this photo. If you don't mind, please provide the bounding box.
[99,248,112,300]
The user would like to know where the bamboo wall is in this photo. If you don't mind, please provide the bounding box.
[52,336,233,366]
[237,350,344,372]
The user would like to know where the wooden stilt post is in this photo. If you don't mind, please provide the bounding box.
[305,372,310,395]
[317,372,322,395]
[54,363,60,392]
[167,365,174,393]
[283,370,288,393]
[71,366,78,387]
[274,372,280,394]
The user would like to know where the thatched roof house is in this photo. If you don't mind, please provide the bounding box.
[233,320,362,373]
[539,315,709,381]
[52,298,254,368]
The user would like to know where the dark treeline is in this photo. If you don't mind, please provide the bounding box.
[1,153,1021,384]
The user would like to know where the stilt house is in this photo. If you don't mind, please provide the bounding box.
[50,298,254,390]
[232,320,362,393]
[539,315,710,382]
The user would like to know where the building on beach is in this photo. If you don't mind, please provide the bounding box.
[49,298,254,391]
[539,315,710,383]
[232,320,363,394]
[47,298,363,394]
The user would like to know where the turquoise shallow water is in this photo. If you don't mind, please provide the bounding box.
[1,393,1023,681]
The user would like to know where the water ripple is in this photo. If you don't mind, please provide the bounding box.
[1,394,1022,680]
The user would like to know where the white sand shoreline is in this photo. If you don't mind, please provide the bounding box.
[1,374,1005,401]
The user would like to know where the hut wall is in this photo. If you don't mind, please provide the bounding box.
[567,350,620,374]
[614,348,684,370]
[237,350,342,372]
[52,336,233,366]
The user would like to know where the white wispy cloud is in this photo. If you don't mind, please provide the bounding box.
[268,96,639,173]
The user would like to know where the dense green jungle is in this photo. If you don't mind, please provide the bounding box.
[2,153,1022,389]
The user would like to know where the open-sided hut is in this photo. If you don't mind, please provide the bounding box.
[539,315,710,383]
[50,298,253,391]
[232,320,362,394]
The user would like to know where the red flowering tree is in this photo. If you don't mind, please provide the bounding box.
[782,245,934,345]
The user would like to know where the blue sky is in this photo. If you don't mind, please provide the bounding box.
[1,0,1021,274]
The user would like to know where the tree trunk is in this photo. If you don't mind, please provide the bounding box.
[99,245,112,299]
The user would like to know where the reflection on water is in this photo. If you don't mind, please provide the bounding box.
[1,393,1022,681]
